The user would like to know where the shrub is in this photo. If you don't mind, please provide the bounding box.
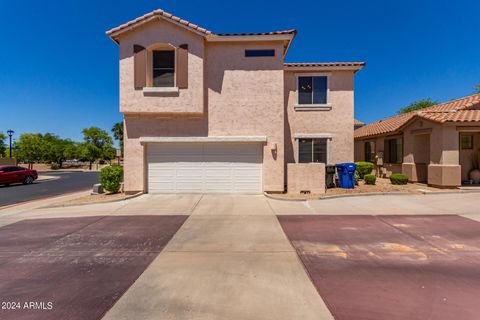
[390,173,409,185]
[355,161,374,179]
[50,163,60,170]
[100,165,123,193]
[354,171,360,186]
[364,174,376,185]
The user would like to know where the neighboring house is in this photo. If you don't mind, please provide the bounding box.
[107,9,365,194]
[354,93,480,187]
[354,119,365,130]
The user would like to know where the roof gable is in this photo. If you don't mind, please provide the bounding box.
[106,9,297,47]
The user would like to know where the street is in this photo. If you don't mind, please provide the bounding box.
[0,171,99,207]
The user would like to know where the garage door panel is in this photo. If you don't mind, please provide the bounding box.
[147,143,262,193]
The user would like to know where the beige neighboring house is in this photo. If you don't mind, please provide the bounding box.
[354,93,480,187]
[107,9,364,194]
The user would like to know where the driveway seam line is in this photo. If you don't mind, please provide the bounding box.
[376,215,451,253]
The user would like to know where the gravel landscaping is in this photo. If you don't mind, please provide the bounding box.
[268,178,456,200]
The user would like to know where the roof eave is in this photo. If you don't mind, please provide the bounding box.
[106,14,210,44]
[284,65,364,72]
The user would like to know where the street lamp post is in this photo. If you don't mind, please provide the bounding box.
[7,130,14,158]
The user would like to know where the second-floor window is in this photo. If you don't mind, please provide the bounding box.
[298,76,328,105]
[152,50,175,87]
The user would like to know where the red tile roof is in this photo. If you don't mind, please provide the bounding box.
[354,93,480,139]
[419,110,480,123]
[216,29,297,36]
[284,62,366,68]
[106,9,297,42]
[106,9,213,38]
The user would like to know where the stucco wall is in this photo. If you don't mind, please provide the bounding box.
[205,41,285,191]
[287,163,325,194]
[284,71,355,167]
[120,21,286,192]
[118,19,205,114]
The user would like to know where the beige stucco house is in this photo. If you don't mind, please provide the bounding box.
[107,9,364,194]
[354,93,480,187]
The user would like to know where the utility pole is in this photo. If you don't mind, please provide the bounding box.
[7,129,14,158]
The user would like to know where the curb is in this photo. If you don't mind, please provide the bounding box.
[264,189,479,201]
[263,192,307,202]
[41,191,144,208]
[0,189,91,211]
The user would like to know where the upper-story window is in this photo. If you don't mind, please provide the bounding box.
[152,50,175,87]
[297,76,328,105]
[245,49,275,57]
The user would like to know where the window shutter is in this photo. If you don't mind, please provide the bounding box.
[177,44,188,89]
[133,45,146,89]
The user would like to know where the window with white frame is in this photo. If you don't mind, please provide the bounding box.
[298,76,328,105]
[298,138,328,163]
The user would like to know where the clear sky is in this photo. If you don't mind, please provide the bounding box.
[1,0,479,142]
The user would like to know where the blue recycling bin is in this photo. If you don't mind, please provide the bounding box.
[335,163,356,189]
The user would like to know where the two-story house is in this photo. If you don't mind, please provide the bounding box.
[107,9,364,194]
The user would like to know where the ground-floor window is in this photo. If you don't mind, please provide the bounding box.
[298,138,328,163]
[460,135,473,149]
[385,138,403,163]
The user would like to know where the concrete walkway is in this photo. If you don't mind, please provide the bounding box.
[1,192,480,319]
[103,195,334,320]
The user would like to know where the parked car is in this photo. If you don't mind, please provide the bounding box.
[0,166,38,186]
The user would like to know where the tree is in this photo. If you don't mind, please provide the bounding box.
[111,121,123,157]
[0,133,6,157]
[16,133,44,166]
[81,127,114,170]
[397,98,439,115]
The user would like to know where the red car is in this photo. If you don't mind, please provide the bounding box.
[0,166,38,186]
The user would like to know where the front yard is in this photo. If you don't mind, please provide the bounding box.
[268,178,454,200]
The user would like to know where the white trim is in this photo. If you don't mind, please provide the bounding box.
[295,73,331,108]
[294,133,333,139]
[140,136,268,144]
[294,135,333,165]
[294,104,332,111]
[143,87,179,93]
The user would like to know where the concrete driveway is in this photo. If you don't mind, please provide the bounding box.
[0,192,479,320]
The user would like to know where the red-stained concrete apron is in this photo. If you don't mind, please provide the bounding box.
[278,215,480,320]
[0,215,187,320]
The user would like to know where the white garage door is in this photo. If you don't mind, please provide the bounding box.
[147,142,263,193]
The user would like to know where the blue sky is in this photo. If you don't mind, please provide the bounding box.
[1,0,479,142]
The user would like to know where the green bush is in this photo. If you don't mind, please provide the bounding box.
[100,165,124,193]
[355,161,374,179]
[364,174,376,185]
[50,163,60,170]
[390,173,409,185]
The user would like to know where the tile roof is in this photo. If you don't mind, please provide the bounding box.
[106,9,296,42]
[216,29,297,36]
[354,93,480,139]
[419,110,480,123]
[354,119,365,126]
[284,62,366,68]
[106,9,213,38]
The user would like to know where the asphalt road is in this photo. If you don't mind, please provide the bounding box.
[0,171,99,207]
